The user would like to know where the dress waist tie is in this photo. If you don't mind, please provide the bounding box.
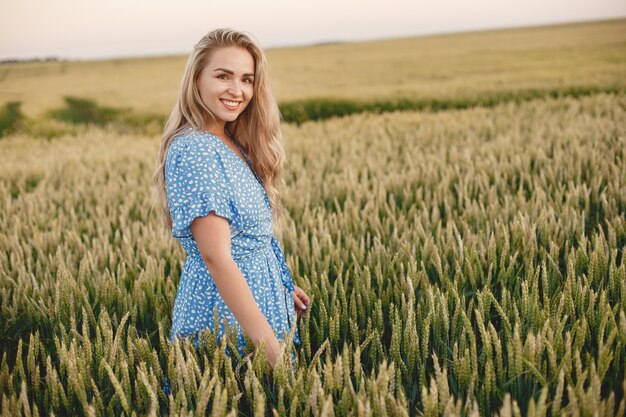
[270,236,295,293]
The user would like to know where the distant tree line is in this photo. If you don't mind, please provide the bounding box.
[0,56,60,64]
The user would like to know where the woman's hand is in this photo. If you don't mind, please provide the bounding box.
[264,336,282,370]
[291,286,311,318]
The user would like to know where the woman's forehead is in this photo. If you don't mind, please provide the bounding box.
[206,47,255,73]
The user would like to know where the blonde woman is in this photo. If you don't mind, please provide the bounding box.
[154,29,311,378]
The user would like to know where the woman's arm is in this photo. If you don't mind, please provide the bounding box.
[190,212,282,368]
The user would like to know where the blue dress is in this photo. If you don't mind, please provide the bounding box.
[164,128,300,355]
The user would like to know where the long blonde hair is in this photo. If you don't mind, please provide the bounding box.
[153,28,286,233]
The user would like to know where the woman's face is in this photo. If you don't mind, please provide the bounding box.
[197,46,255,129]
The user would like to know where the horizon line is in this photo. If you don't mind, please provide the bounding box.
[1,15,624,64]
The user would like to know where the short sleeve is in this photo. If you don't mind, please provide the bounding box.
[165,135,234,238]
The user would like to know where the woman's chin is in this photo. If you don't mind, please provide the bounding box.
[220,111,243,122]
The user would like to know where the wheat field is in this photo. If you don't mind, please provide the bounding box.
[0,19,625,417]
[1,19,624,116]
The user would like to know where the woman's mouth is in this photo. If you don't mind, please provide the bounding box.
[220,99,241,110]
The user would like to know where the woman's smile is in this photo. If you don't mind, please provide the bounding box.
[220,98,241,110]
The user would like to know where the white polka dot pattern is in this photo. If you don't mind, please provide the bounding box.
[164,129,300,356]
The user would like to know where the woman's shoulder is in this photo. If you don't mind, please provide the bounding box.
[167,129,220,162]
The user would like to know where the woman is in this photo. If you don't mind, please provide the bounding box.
[153,28,311,373]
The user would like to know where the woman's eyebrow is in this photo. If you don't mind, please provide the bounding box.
[214,68,254,77]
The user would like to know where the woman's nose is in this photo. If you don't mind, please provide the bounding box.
[227,80,243,96]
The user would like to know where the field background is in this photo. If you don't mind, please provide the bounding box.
[1,19,625,116]
[1,18,625,416]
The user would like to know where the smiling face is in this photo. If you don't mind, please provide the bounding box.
[197,46,255,133]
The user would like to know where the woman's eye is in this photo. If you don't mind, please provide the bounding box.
[217,74,228,80]
[243,78,253,84]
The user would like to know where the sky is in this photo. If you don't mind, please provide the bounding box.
[1,0,625,60]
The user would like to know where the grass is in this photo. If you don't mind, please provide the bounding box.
[3,84,622,139]
[47,96,122,125]
[0,102,24,138]
[278,85,625,124]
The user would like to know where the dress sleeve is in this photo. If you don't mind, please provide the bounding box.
[165,137,234,238]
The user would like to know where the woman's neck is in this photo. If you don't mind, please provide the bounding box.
[203,121,227,138]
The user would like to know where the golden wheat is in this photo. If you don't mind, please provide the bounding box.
[0,92,624,415]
